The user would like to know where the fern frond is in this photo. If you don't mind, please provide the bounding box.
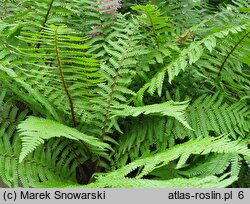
[14,25,100,125]
[88,16,145,141]
[194,29,250,96]
[131,4,171,46]
[111,136,249,179]
[0,92,78,187]
[179,153,233,177]
[79,0,122,55]
[112,100,191,129]
[17,116,110,162]
[170,93,250,139]
[135,23,249,98]
[110,99,192,167]
[114,92,249,167]
[113,117,167,168]
[0,0,82,31]
[151,0,207,35]
[0,22,61,119]
[37,135,247,187]
[32,174,238,188]
[83,175,238,188]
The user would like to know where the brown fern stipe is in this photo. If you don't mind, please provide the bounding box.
[54,28,77,127]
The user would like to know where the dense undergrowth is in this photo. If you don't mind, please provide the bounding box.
[0,0,249,188]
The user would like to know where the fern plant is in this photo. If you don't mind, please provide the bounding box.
[0,0,249,188]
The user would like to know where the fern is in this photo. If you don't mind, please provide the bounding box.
[185,94,250,138]
[128,4,249,104]
[79,0,123,55]
[35,136,249,188]
[113,92,249,167]
[131,5,171,46]
[87,16,146,141]
[0,91,80,187]
[179,154,234,177]
[133,23,249,99]
[194,29,250,97]
[33,175,239,188]
[68,175,238,188]
[2,24,101,126]
[0,0,249,188]
[162,93,250,141]
[111,136,249,178]
[17,116,109,162]
[151,0,207,35]
[112,100,191,129]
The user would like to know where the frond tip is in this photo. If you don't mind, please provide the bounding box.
[17,116,110,162]
[113,100,192,129]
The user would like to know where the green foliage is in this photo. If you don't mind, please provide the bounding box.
[113,93,249,168]
[185,94,250,138]
[113,100,191,129]
[36,136,249,188]
[0,0,249,188]
[36,175,238,188]
[0,91,79,187]
[17,116,109,162]
[108,136,249,179]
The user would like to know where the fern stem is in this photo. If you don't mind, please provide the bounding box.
[54,28,77,127]
[101,80,116,141]
[43,0,55,27]
[94,31,134,174]
[146,10,160,48]
[100,40,132,142]
[217,31,249,78]
[36,0,55,49]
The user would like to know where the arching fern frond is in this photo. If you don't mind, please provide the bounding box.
[17,116,110,162]
[37,136,248,188]
[87,175,238,188]
[90,136,249,187]
[13,25,101,125]
[134,23,249,99]
[110,136,249,179]
[129,5,249,104]
[151,0,206,35]
[0,0,82,31]
[131,4,171,46]
[170,93,250,139]
[194,29,250,97]
[112,117,167,168]
[0,91,81,187]
[179,153,234,177]
[87,16,145,141]
[113,92,249,168]
[187,94,250,138]
[112,100,191,129]
[79,0,122,55]
[51,175,237,188]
